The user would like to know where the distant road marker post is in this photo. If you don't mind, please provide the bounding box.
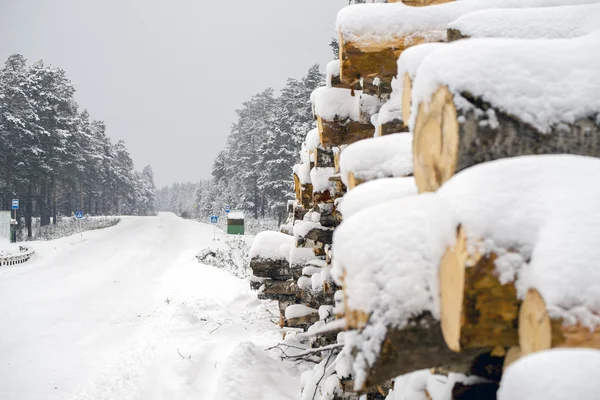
[210,215,219,241]
[75,211,84,233]
[10,199,19,243]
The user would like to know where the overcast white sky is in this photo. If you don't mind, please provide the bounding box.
[0,0,348,186]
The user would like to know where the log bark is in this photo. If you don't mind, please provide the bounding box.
[318,116,375,148]
[296,226,334,247]
[378,119,408,136]
[316,147,335,168]
[440,226,520,352]
[250,257,291,279]
[447,28,469,42]
[258,279,297,301]
[518,289,600,356]
[361,312,486,390]
[317,203,339,229]
[339,32,433,92]
[413,86,600,192]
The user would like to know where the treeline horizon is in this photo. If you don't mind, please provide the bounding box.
[155,64,325,223]
[0,54,156,238]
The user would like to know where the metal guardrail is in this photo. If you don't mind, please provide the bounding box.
[0,246,35,266]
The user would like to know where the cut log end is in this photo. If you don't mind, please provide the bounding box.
[518,289,552,355]
[401,72,412,124]
[413,86,459,193]
[440,226,520,352]
[439,226,467,352]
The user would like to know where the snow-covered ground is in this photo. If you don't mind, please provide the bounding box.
[0,212,297,400]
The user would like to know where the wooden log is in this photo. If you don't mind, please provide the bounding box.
[518,289,600,356]
[346,172,366,190]
[379,119,408,136]
[294,205,308,222]
[315,147,335,168]
[250,257,292,280]
[401,72,412,125]
[452,382,499,400]
[318,116,375,148]
[502,346,521,371]
[334,151,341,174]
[413,86,600,192]
[296,226,334,247]
[294,173,313,209]
[258,279,297,301]
[440,226,520,352]
[361,312,485,390]
[447,28,469,42]
[339,31,430,92]
[317,203,338,229]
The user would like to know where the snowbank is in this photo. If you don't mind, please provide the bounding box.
[311,87,361,121]
[249,231,294,261]
[498,349,600,400]
[338,177,417,219]
[336,0,600,43]
[410,31,600,133]
[448,3,600,40]
[339,133,413,187]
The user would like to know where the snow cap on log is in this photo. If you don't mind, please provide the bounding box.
[249,231,294,261]
[293,162,312,185]
[310,167,336,193]
[498,349,600,400]
[305,128,320,153]
[448,3,600,40]
[311,87,361,122]
[338,177,417,219]
[326,60,341,88]
[333,193,450,323]
[339,133,413,188]
[410,31,600,133]
[336,0,600,43]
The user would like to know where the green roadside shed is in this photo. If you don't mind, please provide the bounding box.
[227,211,245,235]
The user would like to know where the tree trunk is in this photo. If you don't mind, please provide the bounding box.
[26,183,33,238]
[413,86,600,192]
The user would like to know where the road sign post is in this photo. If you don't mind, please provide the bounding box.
[10,200,19,243]
[225,205,230,214]
[210,215,218,241]
[75,211,84,233]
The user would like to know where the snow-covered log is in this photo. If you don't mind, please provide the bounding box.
[336,0,593,90]
[497,349,600,400]
[294,163,313,209]
[249,231,294,279]
[339,133,413,190]
[412,32,600,192]
[310,167,338,204]
[286,304,320,328]
[435,155,600,358]
[447,3,600,42]
[327,59,361,91]
[440,226,520,352]
[258,279,297,301]
[311,87,375,148]
[294,221,335,247]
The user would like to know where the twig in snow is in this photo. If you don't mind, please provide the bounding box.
[312,349,336,400]
[177,348,191,360]
[209,322,225,334]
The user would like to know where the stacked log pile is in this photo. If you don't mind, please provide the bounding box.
[251,1,600,400]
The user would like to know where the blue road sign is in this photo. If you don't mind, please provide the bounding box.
[11,199,19,210]
[75,211,84,220]
[225,205,231,214]
[210,215,219,224]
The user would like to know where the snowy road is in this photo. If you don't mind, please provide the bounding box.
[0,213,299,400]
